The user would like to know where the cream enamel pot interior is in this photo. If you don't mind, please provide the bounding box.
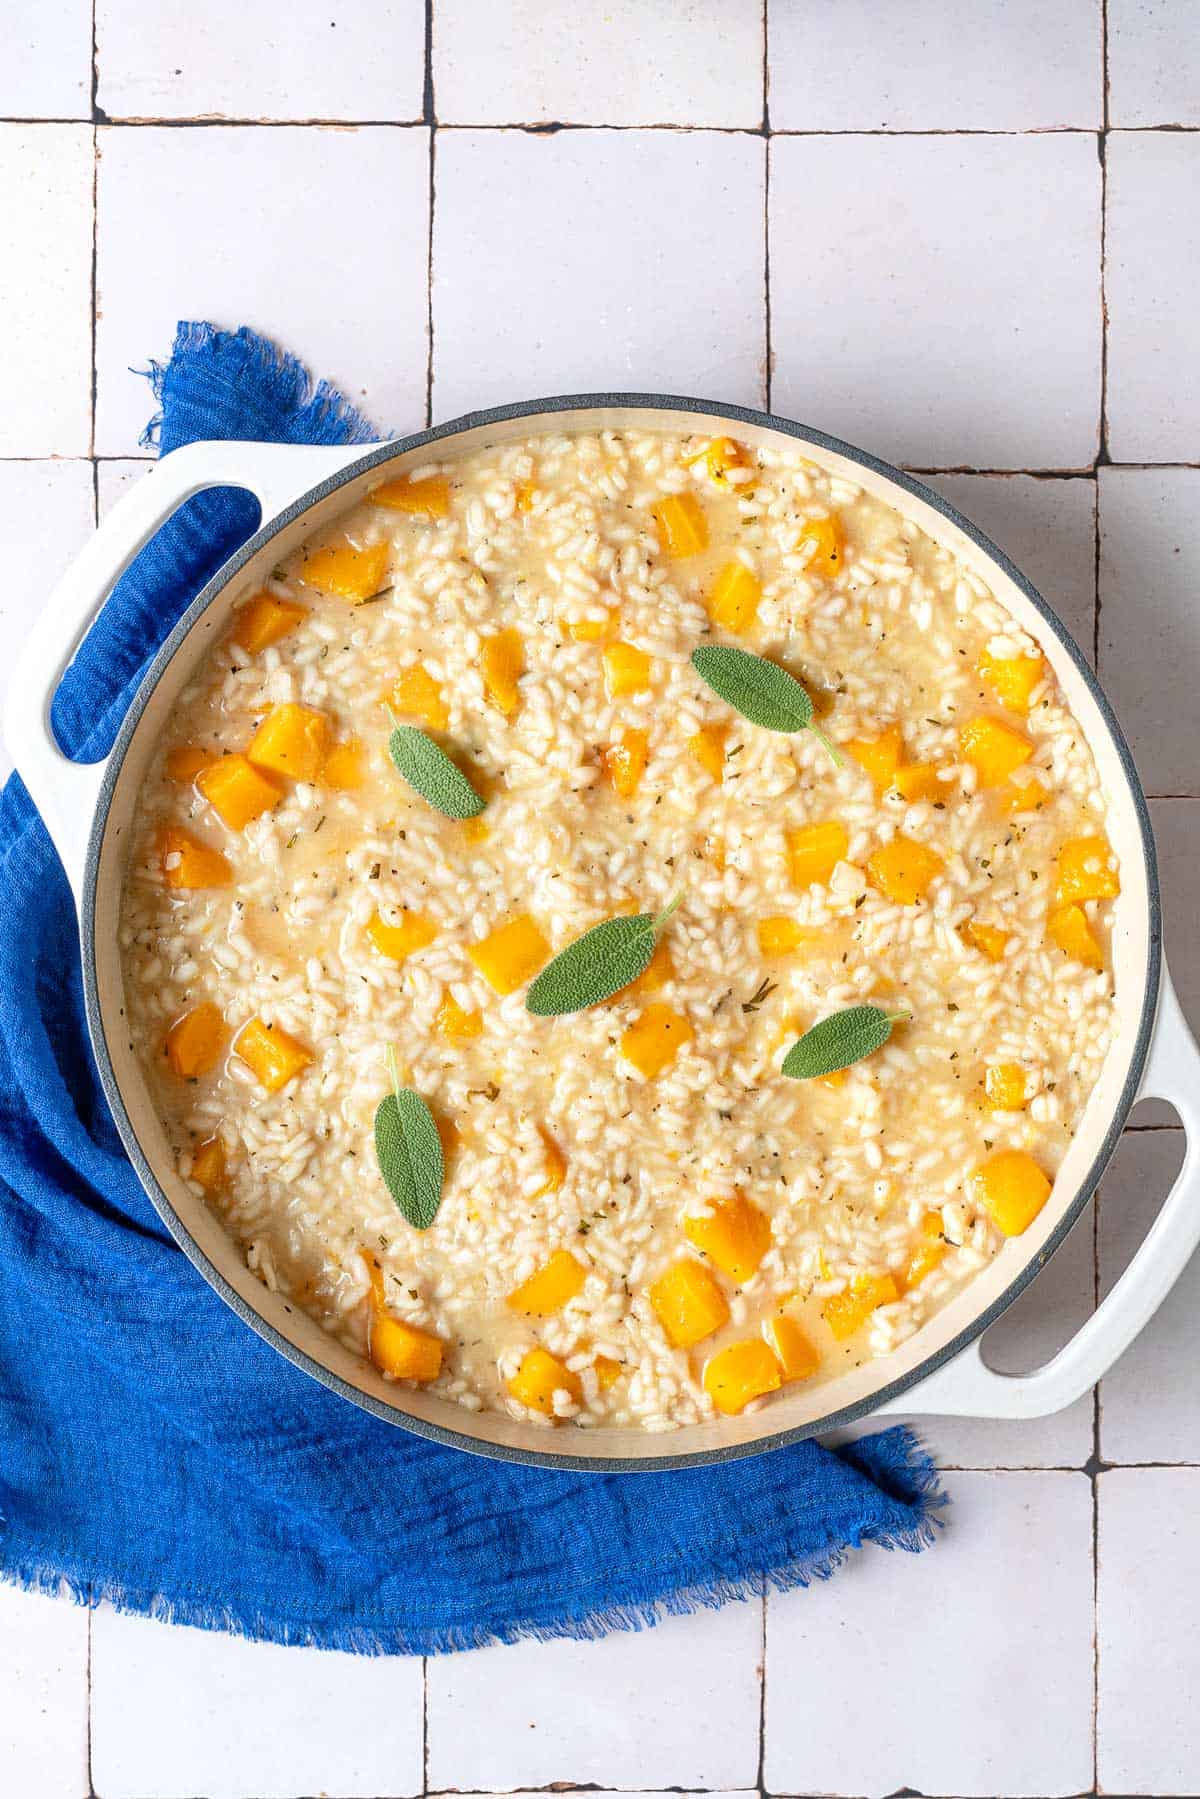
[10,396,1200,1473]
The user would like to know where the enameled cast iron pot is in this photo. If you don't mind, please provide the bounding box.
[10,396,1200,1472]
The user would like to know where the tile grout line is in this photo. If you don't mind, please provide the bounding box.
[9,115,1200,133]
[424,0,436,433]
[760,0,771,417]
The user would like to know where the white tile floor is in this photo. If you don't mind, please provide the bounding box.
[1,3,1198,1795]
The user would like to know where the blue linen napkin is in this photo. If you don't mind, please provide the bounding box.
[0,323,942,1653]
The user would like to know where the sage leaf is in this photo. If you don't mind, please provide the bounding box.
[374,1047,444,1229]
[387,722,485,820]
[691,644,841,764]
[526,893,682,1017]
[781,1004,909,1080]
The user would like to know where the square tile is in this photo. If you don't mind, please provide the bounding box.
[96,458,154,520]
[1098,1467,1200,1793]
[1,0,92,118]
[0,1583,89,1799]
[770,0,1101,130]
[432,129,766,421]
[886,1197,1096,1470]
[95,124,430,456]
[96,0,426,122]
[0,459,96,788]
[434,1,763,127]
[426,1599,762,1791]
[769,134,1102,471]
[90,1603,424,1799]
[1108,0,1200,126]
[1097,466,1200,797]
[925,473,1097,664]
[1105,131,1200,462]
[1098,1127,1194,1463]
[765,1471,1094,1797]
[0,125,94,457]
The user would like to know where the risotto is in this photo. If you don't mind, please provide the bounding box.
[118,428,1120,1431]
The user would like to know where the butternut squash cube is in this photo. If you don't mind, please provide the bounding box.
[707,561,762,634]
[788,819,849,888]
[507,1249,587,1316]
[703,1339,782,1415]
[1048,903,1104,970]
[391,664,449,732]
[233,1017,312,1092]
[462,816,489,845]
[892,762,943,802]
[165,744,216,784]
[436,993,482,1042]
[960,919,1010,962]
[370,474,451,518]
[230,593,306,655]
[158,826,232,890]
[534,1125,567,1196]
[300,536,389,603]
[601,728,649,799]
[846,725,903,793]
[515,481,538,513]
[904,1211,947,1289]
[798,514,845,577]
[821,1272,901,1341]
[189,1135,226,1193]
[370,1314,444,1382]
[602,641,652,698]
[959,715,1034,788]
[481,628,525,716]
[621,1002,693,1079]
[164,1002,227,1079]
[627,937,673,997]
[683,436,748,483]
[247,703,331,784]
[757,916,822,957]
[197,753,283,830]
[979,649,1045,714]
[593,1354,622,1390]
[867,835,944,904]
[984,1063,1028,1112]
[1054,835,1120,907]
[652,492,709,558]
[321,738,364,790]
[969,1148,1051,1237]
[683,1192,772,1285]
[763,1312,820,1382]
[688,722,728,782]
[998,777,1048,816]
[468,915,550,995]
[562,608,614,642]
[367,909,439,962]
[648,1257,730,1348]
[507,1347,582,1415]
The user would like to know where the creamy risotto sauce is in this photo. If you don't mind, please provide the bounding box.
[118,429,1120,1430]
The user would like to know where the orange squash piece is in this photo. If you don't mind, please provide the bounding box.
[821,1272,901,1341]
[707,561,762,634]
[602,641,652,698]
[561,609,614,642]
[367,909,439,963]
[164,1002,227,1079]
[481,628,525,716]
[507,1347,582,1415]
[391,664,449,733]
[534,1125,567,1196]
[370,474,451,518]
[892,763,943,803]
[979,650,1045,715]
[247,703,331,784]
[652,492,709,558]
[683,1192,772,1285]
[1054,835,1120,907]
[846,725,903,793]
[601,728,650,799]
[983,1063,1028,1112]
[788,820,849,888]
[593,1354,622,1390]
[683,436,748,483]
[959,715,1034,788]
[960,919,1010,962]
[763,1312,820,1382]
[969,1149,1052,1237]
[688,722,728,782]
[703,1339,782,1415]
[230,593,306,655]
[1048,904,1104,970]
[435,994,482,1042]
[903,1211,947,1289]
[757,916,823,957]
[300,536,389,603]
[998,776,1048,816]
[468,915,550,996]
[798,514,845,577]
[621,1002,693,1079]
[165,745,217,784]
[322,738,364,790]
[648,1257,730,1348]
[197,753,283,830]
[189,1135,226,1193]
[158,826,233,890]
[233,1017,312,1093]
[514,481,538,513]
[867,835,944,904]
[507,1249,587,1317]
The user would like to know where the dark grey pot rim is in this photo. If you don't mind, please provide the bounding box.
[82,392,1161,1474]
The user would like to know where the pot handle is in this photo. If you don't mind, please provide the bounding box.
[3,439,376,905]
[878,960,1200,1420]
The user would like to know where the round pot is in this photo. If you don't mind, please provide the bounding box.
[10,395,1200,1472]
